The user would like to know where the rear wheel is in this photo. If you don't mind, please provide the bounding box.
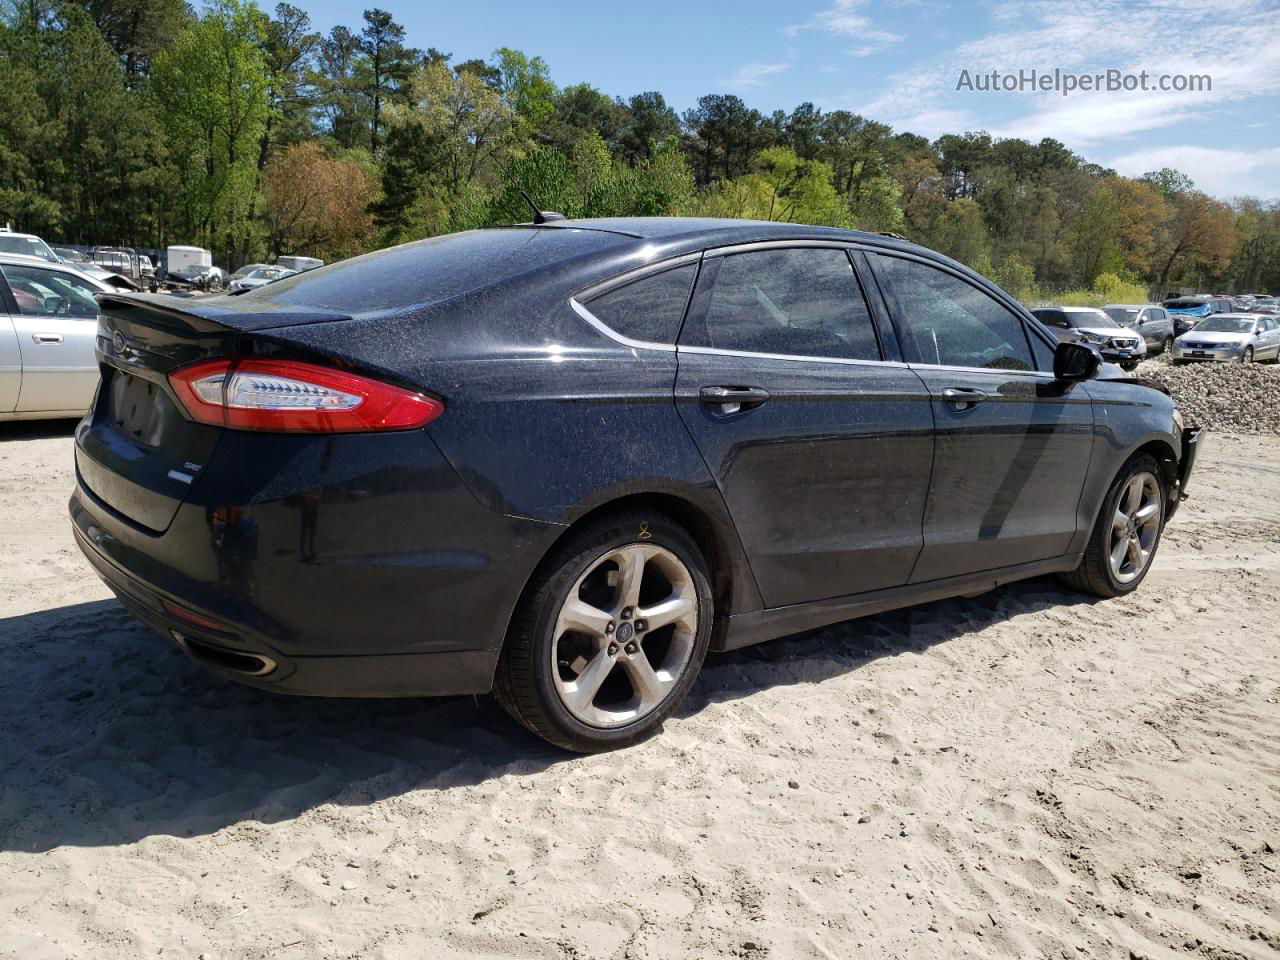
[1161,335,1173,354]
[1060,454,1165,598]
[494,511,713,752]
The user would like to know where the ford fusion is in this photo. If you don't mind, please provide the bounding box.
[71,218,1200,752]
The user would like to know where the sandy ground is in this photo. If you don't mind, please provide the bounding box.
[1,421,1278,960]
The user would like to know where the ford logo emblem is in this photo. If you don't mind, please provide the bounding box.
[112,331,127,353]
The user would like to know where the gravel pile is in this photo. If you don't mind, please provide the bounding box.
[1133,354,1280,434]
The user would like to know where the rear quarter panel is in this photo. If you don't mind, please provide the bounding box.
[421,333,765,616]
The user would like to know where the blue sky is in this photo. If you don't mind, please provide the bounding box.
[304,0,1280,199]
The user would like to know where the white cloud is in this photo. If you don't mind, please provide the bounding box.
[787,0,905,54]
[853,0,1280,187]
[729,62,791,88]
[1108,146,1280,200]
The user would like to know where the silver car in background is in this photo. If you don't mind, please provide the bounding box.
[1030,305,1147,371]
[1172,313,1280,364]
[227,265,296,292]
[0,253,113,421]
[1102,303,1176,354]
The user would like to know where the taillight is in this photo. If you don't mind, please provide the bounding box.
[168,358,443,433]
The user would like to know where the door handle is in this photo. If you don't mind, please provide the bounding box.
[941,387,988,410]
[699,385,770,415]
[32,333,63,344]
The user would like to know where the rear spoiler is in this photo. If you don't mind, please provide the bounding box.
[95,291,351,335]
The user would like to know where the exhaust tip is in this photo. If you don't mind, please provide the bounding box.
[174,632,277,677]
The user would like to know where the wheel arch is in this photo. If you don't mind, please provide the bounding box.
[500,490,757,659]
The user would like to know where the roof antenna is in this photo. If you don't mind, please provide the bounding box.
[485,150,566,224]
[518,188,566,224]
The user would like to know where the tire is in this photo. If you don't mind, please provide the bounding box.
[1060,453,1165,599]
[493,510,714,752]
[1161,336,1173,354]
[1240,346,1254,363]
[1121,361,1139,372]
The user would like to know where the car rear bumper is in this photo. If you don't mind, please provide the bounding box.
[69,428,562,697]
[74,517,501,695]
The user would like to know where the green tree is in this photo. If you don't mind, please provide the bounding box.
[152,0,270,262]
[357,8,416,151]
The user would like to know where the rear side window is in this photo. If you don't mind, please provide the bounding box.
[870,254,1034,372]
[682,247,881,361]
[581,263,696,344]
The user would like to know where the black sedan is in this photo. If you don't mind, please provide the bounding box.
[71,218,1200,752]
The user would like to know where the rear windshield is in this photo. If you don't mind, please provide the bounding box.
[243,228,629,313]
[0,234,57,262]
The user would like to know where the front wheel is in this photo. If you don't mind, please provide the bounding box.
[1240,346,1254,363]
[494,511,713,752]
[1161,335,1173,354]
[1121,361,1139,372]
[1060,454,1165,598]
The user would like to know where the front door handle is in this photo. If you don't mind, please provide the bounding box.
[699,385,770,415]
[941,387,988,410]
[33,333,63,344]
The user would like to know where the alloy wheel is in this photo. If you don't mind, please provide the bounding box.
[1108,471,1161,584]
[549,544,698,728]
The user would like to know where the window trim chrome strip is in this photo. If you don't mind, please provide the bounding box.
[569,297,677,352]
[677,344,910,369]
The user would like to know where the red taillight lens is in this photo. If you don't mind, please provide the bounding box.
[168,358,443,433]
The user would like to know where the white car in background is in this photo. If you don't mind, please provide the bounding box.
[0,254,114,421]
[228,265,297,292]
[0,230,60,264]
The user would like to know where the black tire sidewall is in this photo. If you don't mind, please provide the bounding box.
[524,514,713,750]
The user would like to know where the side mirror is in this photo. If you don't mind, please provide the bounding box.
[1054,340,1102,381]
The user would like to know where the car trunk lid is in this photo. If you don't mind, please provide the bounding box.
[76,293,351,532]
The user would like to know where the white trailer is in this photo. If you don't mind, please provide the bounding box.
[276,255,324,272]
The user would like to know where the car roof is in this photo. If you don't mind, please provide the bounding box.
[1103,303,1156,308]
[1049,306,1106,313]
[1204,313,1261,320]
[0,252,110,283]
[545,216,891,245]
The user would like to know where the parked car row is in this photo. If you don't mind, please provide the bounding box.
[0,226,323,296]
[1030,304,1170,371]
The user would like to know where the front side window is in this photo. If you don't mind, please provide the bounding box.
[582,263,696,344]
[870,254,1034,372]
[2,264,100,318]
[682,247,880,361]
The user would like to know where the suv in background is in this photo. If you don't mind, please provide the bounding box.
[1163,295,1233,335]
[0,229,59,264]
[1031,305,1146,370]
[1102,304,1176,354]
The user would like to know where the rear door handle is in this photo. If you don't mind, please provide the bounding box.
[32,333,63,344]
[941,387,988,410]
[699,385,770,415]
